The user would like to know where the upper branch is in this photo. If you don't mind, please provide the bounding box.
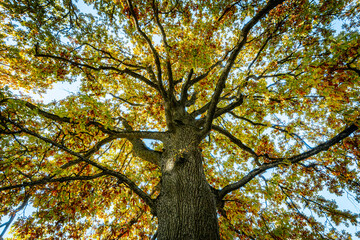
[346,63,360,76]
[34,47,158,90]
[201,0,285,136]
[190,94,243,123]
[245,17,286,75]
[126,0,167,99]
[82,42,147,70]
[218,123,359,199]
[180,60,224,107]
[152,0,174,100]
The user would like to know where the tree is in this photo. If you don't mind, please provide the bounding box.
[0,0,359,239]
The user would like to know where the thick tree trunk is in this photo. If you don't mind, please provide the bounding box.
[156,126,220,240]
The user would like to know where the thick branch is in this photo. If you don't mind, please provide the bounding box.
[218,123,358,199]
[113,130,168,142]
[3,111,164,166]
[0,116,157,208]
[190,93,242,119]
[1,98,72,123]
[127,138,161,166]
[190,94,243,124]
[2,100,165,166]
[119,118,162,166]
[190,102,211,118]
[201,0,285,136]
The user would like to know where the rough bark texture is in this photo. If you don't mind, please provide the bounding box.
[156,125,220,240]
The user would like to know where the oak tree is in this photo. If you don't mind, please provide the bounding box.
[1,0,360,239]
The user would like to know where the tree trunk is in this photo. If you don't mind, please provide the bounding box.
[156,126,220,240]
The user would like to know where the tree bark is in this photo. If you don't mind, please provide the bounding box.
[156,126,220,240]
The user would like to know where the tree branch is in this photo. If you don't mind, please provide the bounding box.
[0,173,106,192]
[80,161,156,211]
[212,125,257,158]
[34,46,158,90]
[201,0,285,136]
[346,61,360,76]
[213,95,244,118]
[0,194,30,240]
[152,0,174,100]
[119,117,162,166]
[0,115,157,208]
[2,111,164,166]
[113,130,168,142]
[126,0,167,99]
[218,123,359,199]
[179,68,193,106]
[229,112,312,149]
[81,42,146,70]
[1,98,167,141]
[109,93,145,107]
[245,17,286,75]
[190,102,211,119]
[1,147,156,211]
[1,100,165,167]
[180,56,228,107]
[190,93,242,119]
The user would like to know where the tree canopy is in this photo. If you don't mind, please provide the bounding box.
[0,0,360,239]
